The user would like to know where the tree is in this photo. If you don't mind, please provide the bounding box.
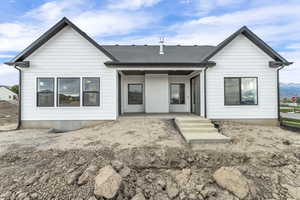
[297,97,300,104]
[10,85,19,95]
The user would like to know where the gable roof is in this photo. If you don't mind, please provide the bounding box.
[8,17,118,63]
[5,18,289,67]
[203,26,288,63]
[102,45,216,63]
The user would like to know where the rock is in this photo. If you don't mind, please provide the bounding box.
[39,173,50,183]
[16,192,28,200]
[131,192,146,200]
[201,187,217,198]
[30,193,38,199]
[283,139,292,145]
[24,173,40,186]
[154,193,169,200]
[94,165,122,199]
[111,160,124,172]
[157,177,166,188]
[166,181,179,199]
[87,196,97,200]
[213,167,253,199]
[0,191,12,198]
[282,184,300,199]
[175,168,191,186]
[188,193,198,200]
[78,164,98,185]
[119,166,131,178]
[67,171,82,185]
[76,157,86,166]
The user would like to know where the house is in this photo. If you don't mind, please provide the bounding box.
[0,86,18,102]
[4,17,292,129]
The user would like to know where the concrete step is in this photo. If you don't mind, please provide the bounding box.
[184,133,231,144]
[178,123,215,128]
[174,116,230,144]
[181,127,217,133]
[176,119,211,124]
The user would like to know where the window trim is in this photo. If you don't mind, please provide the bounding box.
[36,77,55,107]
[170,83,185,105]
[224,77,258,106]
[128,83,143,105]
[57,77,81,107]
[82,77,100,107]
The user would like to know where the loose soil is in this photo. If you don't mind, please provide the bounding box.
[0,100,18,130]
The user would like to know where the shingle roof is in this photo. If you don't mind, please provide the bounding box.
[102,45,216,63]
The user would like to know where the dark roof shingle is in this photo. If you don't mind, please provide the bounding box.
[102,45,216,63]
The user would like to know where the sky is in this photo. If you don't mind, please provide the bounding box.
[0,0,299,85]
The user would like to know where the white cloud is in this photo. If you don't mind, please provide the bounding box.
[74,11,153,37]
[0,54,13,58]
[0,64,17,75]
[108,0,161,10]
[195,0,244,15]
[25,0,86,22]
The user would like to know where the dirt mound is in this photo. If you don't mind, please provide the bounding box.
[0,100,18,126]
[0,146,299,200]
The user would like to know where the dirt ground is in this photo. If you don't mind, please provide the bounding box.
[0,118,300,155]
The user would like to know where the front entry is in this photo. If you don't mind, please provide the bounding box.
[191,75,201,115]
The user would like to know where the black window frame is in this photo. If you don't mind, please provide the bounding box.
[82,77,100,107]
[57,77,81,107]
[36,77,55,107]
[128,83,143,105]
[170,83,185,105]
[224,77,258,106]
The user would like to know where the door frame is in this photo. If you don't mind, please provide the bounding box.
[190,74,201,116]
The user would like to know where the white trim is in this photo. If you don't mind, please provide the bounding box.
[115,67,203,71]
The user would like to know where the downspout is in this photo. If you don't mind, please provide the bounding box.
[204,67,208,118]
[15,66,22,130]
[275,61,293,124]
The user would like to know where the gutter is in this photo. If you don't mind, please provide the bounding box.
[105,61,216,67]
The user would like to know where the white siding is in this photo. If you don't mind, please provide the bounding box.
[207,34,277,119]
[22,25,117,120]
[145,74,169,113]
[169,76,190,112]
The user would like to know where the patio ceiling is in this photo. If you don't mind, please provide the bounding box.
[121,70,194,75]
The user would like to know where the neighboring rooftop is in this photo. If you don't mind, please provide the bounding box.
[102,45,216,63]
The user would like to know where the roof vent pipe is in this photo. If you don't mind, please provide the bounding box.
[159,37,164,55]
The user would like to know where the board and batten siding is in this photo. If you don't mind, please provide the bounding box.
[21,25,118,121]
[207,34,277,119]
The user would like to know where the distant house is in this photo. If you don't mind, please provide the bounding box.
[0,86,18,102]
[4,17,292,129]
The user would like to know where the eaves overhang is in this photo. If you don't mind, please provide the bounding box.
[104,61,216,67]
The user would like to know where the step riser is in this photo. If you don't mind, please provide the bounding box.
[181,129,217,133]
[179,124,214,128]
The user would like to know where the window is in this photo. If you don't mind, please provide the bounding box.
[57,78,80,107]
[128,84,143,105]
[37,78,54,107]
[224,77,258,105]
[83,78,100,106]
[170,83,185,104]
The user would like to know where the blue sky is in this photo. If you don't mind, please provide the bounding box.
[0,0,300,85]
